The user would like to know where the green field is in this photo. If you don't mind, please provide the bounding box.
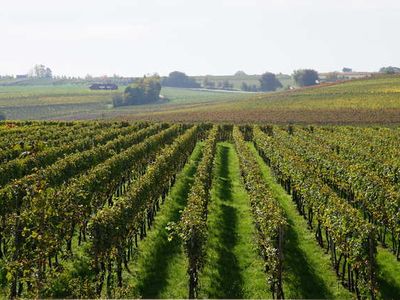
[0,85,250,120]
[0,122,399,299]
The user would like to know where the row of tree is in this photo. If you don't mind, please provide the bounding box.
[162,69,319,93]
[242,69,319,92]
[112,69,321,107]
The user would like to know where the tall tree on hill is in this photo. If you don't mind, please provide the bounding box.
[259,72,282,91]
[293,69,319,86]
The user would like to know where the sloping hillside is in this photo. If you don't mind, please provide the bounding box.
[120,75,400,124]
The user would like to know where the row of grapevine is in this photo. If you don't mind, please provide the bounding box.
[0,121,111,149]
[0,122,149,186]
[310,126,399,185]
[291,127,400,258]
[3,124,187,298]
[0,123,166,238]
[253,126,377,299]
[0,122,130,163]
[0,121,397,299]
[0,120,88,136]
[233,126,286,299]
[88,125,200,296]
[178,125,219,298]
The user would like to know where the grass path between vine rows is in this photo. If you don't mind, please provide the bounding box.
[199,142,271,299]
[123,142,204,298]
[248,142,353,299]
[375,243,400,299]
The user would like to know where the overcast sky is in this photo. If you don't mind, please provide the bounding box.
[1,0,399,77]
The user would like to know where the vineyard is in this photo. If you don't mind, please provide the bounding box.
[0,121,399,299]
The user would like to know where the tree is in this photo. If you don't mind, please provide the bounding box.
[292,69,319,87]
[162,71,200,88]
[259,72,282,91]
[342,67,353,72]
[31,64,53,78]
[114,75,161,107]
[379,66,400,74]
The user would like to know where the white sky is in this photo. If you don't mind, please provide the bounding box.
[1,0,400,77]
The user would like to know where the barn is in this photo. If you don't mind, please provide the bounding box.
[89,83,118,90]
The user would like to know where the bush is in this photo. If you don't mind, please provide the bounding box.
[113,75,161,107]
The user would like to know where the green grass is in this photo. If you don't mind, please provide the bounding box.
[122,142,204,298]
[376,247,400,299]
[199,142,270,299]
[248,142,353,299]
[161,87,250,104]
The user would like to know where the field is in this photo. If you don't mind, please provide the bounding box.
[0,85,250,120]
[1,75,400,124]
[0,121,399,299]
[120,75,400,124]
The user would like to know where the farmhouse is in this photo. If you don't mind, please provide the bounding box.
[89,83,118,90]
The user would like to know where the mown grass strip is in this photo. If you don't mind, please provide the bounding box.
[376,246,400,299]
[122,142,204,299]
[199,142,270,299]
[247,142,352,299]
